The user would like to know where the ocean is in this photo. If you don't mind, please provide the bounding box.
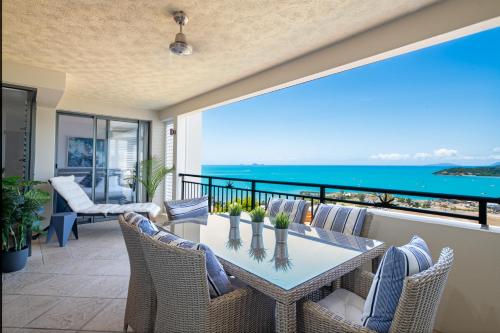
[201,165,500,199]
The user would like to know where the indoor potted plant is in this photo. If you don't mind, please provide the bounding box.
[249,206,266,235]
[228,202,242,228]
[273,212,291,244]
[2,175,50,273]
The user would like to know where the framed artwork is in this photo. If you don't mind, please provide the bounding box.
[67,137,105,168]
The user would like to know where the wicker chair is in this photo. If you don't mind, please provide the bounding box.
[298,247,454,333]
[139,231,275,333]
[118,216,157,333]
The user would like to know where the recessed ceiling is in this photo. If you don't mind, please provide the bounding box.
[2,0,437,111]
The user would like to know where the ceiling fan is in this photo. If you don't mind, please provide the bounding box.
[169,11,193,56]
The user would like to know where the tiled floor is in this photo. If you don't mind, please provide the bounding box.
[2,220,130,333]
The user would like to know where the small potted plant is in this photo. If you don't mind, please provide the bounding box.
[2,175,50,273]
[249,206,266,235]
[228,202,242,228]
[273,212,291,244]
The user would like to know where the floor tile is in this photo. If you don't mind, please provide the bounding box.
[73,276,129,298]
[2,272,56,295]
[1,295,61,327]
[19,274,89,297]
[81,299,126,332]
[25,297,108,330]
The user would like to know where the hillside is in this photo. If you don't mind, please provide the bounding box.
[434,166,500,177]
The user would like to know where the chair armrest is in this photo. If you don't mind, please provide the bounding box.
[299,300,377,333]
[342,269,374,299]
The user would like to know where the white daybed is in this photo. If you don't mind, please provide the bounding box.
[50,175,161,219]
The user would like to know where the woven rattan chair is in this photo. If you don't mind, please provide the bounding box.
[298,247,454,333]
[118,216,157,333]
[139,231,275,333]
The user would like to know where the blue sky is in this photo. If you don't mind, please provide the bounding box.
[203,27,500,166]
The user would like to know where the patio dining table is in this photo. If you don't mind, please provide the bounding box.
[169,214,386,333]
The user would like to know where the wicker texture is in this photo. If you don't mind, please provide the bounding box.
[118,217,156,333]
[298,247,454,333]
[139,232,275,333]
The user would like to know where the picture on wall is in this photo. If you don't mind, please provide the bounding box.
[67,137,105,168]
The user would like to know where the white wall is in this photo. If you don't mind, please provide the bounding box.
[364,210,500,333]
[174,112,203,199]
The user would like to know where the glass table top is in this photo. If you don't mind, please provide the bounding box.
[169,214,383,291]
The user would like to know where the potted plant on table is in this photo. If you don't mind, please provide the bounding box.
[228,202,242,228]
[2,175,50,273]
[249,206,266,235]
[272,212,291,244]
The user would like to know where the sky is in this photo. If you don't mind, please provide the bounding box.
[202,27,500,166]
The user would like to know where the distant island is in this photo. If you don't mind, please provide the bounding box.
[434,166,500,177]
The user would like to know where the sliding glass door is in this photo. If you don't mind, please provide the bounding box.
[55,112,150,211]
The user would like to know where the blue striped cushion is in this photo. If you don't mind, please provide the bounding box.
[153,231,233,299]
[361,236,433,332]
[123,212,159,236]
[311,204,366,236]
[266,199,307,224]
[164,196,208,220]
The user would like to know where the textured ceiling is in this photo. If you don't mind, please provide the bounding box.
[2,0,437,111]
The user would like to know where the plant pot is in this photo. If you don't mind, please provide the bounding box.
[274,228,288,243]
[229,215,240,228]
[2,247,29,273]
[251,221,264,235]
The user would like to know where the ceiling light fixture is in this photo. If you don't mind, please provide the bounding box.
[169,11,193,56]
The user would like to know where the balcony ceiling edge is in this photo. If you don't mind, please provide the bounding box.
[157,0,500,120]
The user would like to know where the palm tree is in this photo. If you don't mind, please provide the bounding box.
[128,157,174,201]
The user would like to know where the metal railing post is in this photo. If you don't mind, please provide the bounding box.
[180,174,185,200]
[319,186,326,204]
[478,200,487,226]
[251,181,256,210]
[208,177,213,213]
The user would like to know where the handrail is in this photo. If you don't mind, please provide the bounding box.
[179,173,500,226]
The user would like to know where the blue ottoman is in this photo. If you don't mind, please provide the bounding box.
[47,212,78,247]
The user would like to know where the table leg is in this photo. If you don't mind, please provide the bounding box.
[275,301,296,333]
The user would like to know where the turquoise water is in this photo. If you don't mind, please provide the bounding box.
[201,165,500,198]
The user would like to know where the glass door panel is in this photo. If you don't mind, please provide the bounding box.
[55,114,95,210]
[107,120,138,204]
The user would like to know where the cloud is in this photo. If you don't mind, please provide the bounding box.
[491,154,500,160]
[370,153,410,160]
[493,147,500,153]
[433,148,458,157]
[413,152,431,159]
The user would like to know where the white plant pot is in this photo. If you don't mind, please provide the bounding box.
[229,225,241,241]
[251,222,264,235]
[274,228,288,243]
[229,215,240,228]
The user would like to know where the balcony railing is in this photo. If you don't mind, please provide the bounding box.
[179,173,500,226]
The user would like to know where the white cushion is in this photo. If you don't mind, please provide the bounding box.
[51,175,161,217]
[317,288,365,325]
[50,175,94,212]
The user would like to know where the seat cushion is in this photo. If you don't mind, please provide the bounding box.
[164,197,208,220]
[317,288,365,325]
[50,175,94,212]
[109,202,161,217]
[153,230,233,298]
[266,198,307,224]
[123,212,159,236]
[362,235,433,333]
[311,204,366,236]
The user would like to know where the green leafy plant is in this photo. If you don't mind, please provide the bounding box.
[273,212,291,229]
[1,175,50,251]
[228,202,242,216]
[127,157,173,200]
[249,206,266,222]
